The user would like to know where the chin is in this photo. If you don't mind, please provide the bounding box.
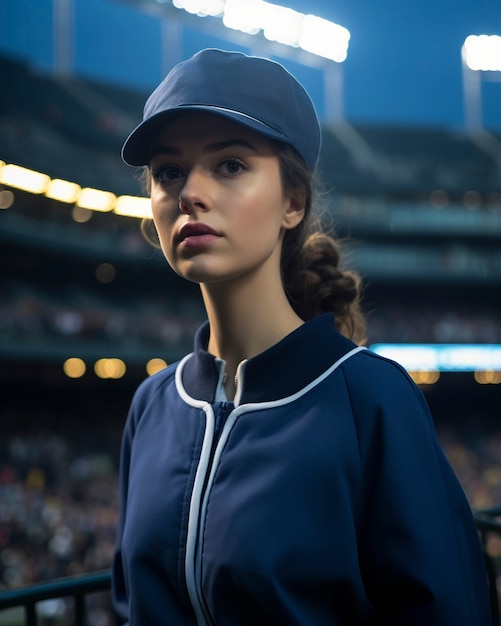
[174,257,260,287]
[175,264,216,285]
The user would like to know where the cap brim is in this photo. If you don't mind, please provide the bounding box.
[121,105,290,166]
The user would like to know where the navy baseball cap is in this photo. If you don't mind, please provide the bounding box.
[121,48,321,170]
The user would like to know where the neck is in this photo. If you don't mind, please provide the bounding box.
[200,266,303,398]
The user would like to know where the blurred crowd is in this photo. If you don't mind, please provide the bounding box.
[0,435,117,588]
[0,280,204,358]
[0,414,121,624]
[1,280,500,352]
[1,415,500,591]
[368,303,501,344]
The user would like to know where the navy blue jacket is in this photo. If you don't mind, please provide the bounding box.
[112,314,491,625]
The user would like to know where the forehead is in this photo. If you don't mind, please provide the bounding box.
[153,112,276,152]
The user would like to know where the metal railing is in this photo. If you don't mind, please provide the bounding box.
[0,570,112,626]
[0,510,500,626]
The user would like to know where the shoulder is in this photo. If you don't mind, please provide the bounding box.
[339,348,434,436]
[342,347,424,401]
[120,358,188,443]
[129,359,181,414]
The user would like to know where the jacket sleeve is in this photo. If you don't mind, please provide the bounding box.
[345,352,492,626]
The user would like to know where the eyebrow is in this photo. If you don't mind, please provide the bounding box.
[149,138,259,160]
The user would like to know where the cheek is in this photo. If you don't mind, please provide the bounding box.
[245,185,289,236]
[150,202,178,261]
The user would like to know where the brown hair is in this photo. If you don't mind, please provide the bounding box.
[139,144,366,344]
[277,145,366,344]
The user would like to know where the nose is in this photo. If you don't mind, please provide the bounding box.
[178,169,209,215]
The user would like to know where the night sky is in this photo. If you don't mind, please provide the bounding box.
[2,0,501,130]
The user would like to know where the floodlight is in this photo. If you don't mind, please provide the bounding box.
[114,195,153,218]
[370,344,501,372]
[408,371,440,385]
[300,15,350,63]
[0,160,155,219]
[77,188,116,212]
[45,178,81,203]
[63,358,86,378]
[461,33,501,130]
[262,5,302,47]
[217,0,350,62]
[0,189,14,209]
[146,358,169,375]
[173,0,224,17]
[475,370,501,384]
[0,164,50,194]
[94,358,126,379]
[462,34,501,72]
[223,0,261,34]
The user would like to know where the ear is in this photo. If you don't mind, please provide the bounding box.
[281,190,305,230]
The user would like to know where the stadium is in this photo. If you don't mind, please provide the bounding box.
[1,0,500,624]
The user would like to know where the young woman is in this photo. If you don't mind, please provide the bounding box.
[112,49,491,625]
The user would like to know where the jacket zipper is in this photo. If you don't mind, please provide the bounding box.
[185,401,234,626]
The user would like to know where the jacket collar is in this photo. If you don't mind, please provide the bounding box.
[181,313,357,404]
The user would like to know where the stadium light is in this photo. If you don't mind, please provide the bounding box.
[474,370,501,384]
[63,357,87,378]
[461,34,501,131]
[114,195,153,218]
[170,0,350,63]
[370,343,501,373]
[299,15,350,63]
[172,0,224,16]
[0,160,153,218]
[146,358,169,375]
[77,188,116,212]
[462,34,501,72]
[219,0,350,63]
[94,358,127,379]
[0,163,51,194]
[46,178,82,203]
[262,4,303,46]
[408,371,440,385]
[0,189,15,209]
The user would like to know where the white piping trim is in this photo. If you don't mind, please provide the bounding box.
[233,359,247,407]
[175,353,206,408]
[195,345,367,595]
[176,354,215,625]
[178,345,366,625]
[236,345,366,411]
[184,403,215,626]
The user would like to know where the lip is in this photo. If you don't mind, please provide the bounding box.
[176,221,222,248]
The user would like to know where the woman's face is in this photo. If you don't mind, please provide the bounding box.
[148,113,304,287]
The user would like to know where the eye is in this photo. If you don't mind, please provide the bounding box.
[152,165,184,183]
[218,158,247,176]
